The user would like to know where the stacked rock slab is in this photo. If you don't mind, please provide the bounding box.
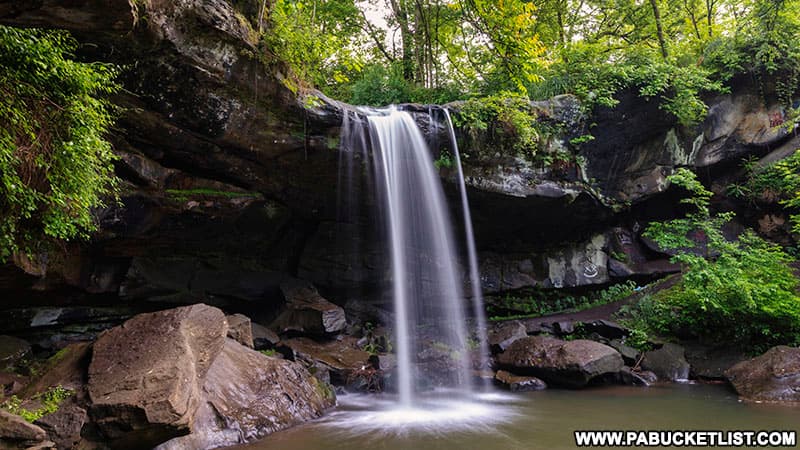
[496,335,624,388]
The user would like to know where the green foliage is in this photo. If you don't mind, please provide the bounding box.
[259,0,799,137]
[165,188,261,202]
[1,386,73,422]
[433,150,453,169]
[262,0,365,96]
[488,280,638,321]
[259,349,278,357]
[0,26,119,261]
[528,44,727,125]
[730,150,800,233]
[348,64,414,107]
[453,92,550,158]
[633,169,800,351]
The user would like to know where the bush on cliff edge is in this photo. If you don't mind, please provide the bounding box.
[0,26,118,261]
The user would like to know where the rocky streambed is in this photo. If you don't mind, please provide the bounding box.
[1,289,799,449]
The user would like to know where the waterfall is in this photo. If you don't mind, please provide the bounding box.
[338,106,487,409]
[443,109,492,387]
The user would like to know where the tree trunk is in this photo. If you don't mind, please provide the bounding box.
[649,0,669,59]
[390,0,415,81]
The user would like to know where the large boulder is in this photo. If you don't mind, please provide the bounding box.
[726,346,800,403]
[0,410,48,448]
[225,314,254,349]
[34,402,87,450]
[22,342,91,398]
[496,336,624,388]
[271,280,347,335]
[82,304,335,449]
[87,304,228,448]
[488,321,527,353]
[251,322,280,350]
[155,339,335,450]
[283,337,371,387]
[641,343,690,381]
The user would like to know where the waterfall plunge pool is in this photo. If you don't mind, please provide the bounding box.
[234,384,800,450]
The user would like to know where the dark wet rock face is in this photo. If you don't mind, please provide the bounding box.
[0,0,796,310]
[496,336,624,388]
[641,343,691,382]
[726,346,800,403]
[0,336,31,369]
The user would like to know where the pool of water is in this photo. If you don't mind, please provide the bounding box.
[235,384,799,450]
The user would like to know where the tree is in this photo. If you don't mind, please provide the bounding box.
[648,0,669,59]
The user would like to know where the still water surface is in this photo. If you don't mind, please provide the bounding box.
[237,384,799,450]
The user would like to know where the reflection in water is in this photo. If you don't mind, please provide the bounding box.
[236,384,800,450]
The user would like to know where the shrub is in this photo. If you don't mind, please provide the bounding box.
[626,169,800,352]
[0,26,119,261]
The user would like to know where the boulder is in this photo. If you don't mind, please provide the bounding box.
[488,321,527,353]
[608,339,641,366]
[251,322,280,350]
[154,339,335,450]
[495,370,547,392]
[271,280,347,335]
[22,342,91,398]
[0,410,47,447]
[283,337,371,387]
[34,402,87,450]
[553,321,575,336]
[0,372,27,397]
[496,336,624,388]
[581,320,627,340]
[616,367,657,386]
[0,336,31,368]
[225,314,254,348]
[641,343,690,381]
[87,304,228,448]
[684,344,747,380]
[725,346,800,403]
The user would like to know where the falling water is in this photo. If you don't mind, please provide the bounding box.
[443,109,492,387]
[366,107,473,405]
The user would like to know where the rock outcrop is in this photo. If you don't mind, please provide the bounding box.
[496,336,624,388]
[271,280,347,335]
[226,314,255,348]
[641,343,691,382]
[156,339,335,449]
[83,304,333,449]
[34,403,87,450]
[488,321,527,353]
[0,411,49,449]
[494,370,547,392]
[0,336,30,369]
[283,336,372,386]
[0,0,796,307]
[726,346,800,403]
[87,304,228,448]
